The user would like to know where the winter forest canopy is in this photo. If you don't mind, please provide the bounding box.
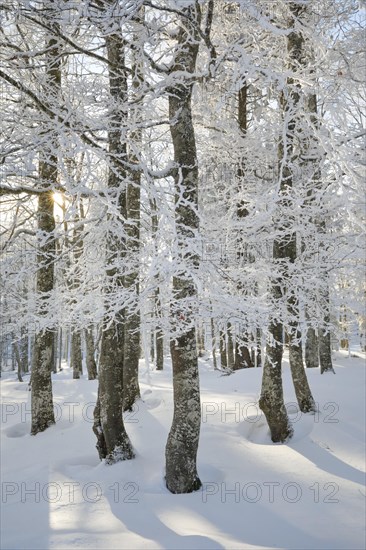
[0,0,365,515]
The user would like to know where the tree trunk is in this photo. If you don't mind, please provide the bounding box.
[197,325,205,357]
[21,328,29,373]
[84,328,97,380]
[156,329,164,371]
[13,342,23,383]
[305,327,318,368]
[234,340,254,369]
[219,329,227,369]
[227,322,235,370]
[288,328,316,412]
[92,14,134,463]
[31,17,60,434]
[71,330,82,379]
[211,317,218,370]
[165,3,202,494]
[260,3,317,434]
[151,198,164,370]
[259,313,293,443]
[123,14,144,409]
[93,323,134,463]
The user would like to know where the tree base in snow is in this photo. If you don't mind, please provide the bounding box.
[31,419,55,436]
[259,394,293,443]
[105,444,135,465]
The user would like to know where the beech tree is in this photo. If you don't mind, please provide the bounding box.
[164,1,205,494]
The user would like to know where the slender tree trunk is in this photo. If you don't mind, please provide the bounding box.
[151,198,164,370]
[259,307,293,442]
[165,3,202,494]
[13,342,23,382]
[211,317,218,370]
[261,3,316,432]
[21,328,29,373]
[92,13,134,463]
[123,13,144,409]
[84,328,97,380]
[227,322,235,370]
[319,286,335,373]
[288,325,316,412]
[197,324,205,357]
[219,329,227,369]
[31,16,60,434]
[71,330,82,379]
[156,329,164,371]
[234,339,254,369]
[305,327,318,368]
[58,327,62,371]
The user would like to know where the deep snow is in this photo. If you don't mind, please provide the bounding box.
[1,350,365,550]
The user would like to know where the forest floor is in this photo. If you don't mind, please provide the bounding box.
[1,349,365,550]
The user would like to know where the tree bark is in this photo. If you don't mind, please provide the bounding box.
[259,274,293,442]
[123,13,144,409]
[151,199,164,370]
[92,10,134,462]
[84,328,97,380]
[31,15,60,434]
[71,330,83,379]
[305,327,318,368]
[261,3,316,427]
[219,329,227,369]
[165,2,202,494]
[227,322,235,370]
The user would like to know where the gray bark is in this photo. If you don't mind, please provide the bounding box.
[227,323,235,370]
[84,328,97,380]
[31,17,60,434]
[123,16,143,409]
[151,199,164,370]
[219,329,227,369]
[305,327,318,368]
[210,317,218,370]
[71,330,82,379]
[259,312,293,443]
[92,12,134,463]
[165,2,202,494]
[260,3,316,431]
[13,342,23,383]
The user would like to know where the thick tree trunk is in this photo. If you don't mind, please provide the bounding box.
[165,3,202,494]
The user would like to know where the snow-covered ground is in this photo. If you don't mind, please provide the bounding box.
[1,350,365,550]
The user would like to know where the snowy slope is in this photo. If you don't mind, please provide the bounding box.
[1,351,365,550]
